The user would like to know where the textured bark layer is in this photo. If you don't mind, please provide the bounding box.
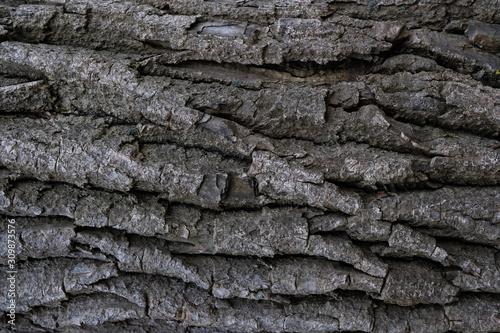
[1,0,500,332]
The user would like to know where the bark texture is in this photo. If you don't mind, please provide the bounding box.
[1,0,500,332]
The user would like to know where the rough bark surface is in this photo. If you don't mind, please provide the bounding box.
[1,0,500,332]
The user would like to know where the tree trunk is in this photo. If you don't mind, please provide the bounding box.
[1,0,500,332]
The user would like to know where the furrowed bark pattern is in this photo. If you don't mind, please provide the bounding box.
[1,0,500,332]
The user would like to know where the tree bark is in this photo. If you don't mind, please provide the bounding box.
[1,0,500,332]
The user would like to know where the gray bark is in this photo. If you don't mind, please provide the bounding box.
[1,0,500,332]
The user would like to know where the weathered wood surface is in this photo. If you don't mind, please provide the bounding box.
[1,0,500,331]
